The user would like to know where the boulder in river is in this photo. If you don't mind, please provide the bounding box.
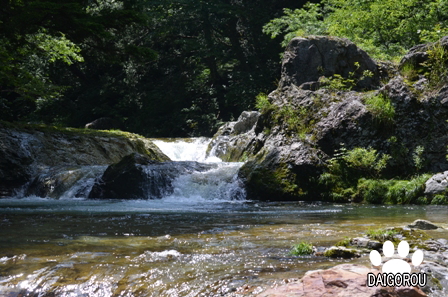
[0,122,169,198]
[407,219,440,230]
[89,153,216,199]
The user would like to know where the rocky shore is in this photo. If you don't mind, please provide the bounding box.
[256,219,448,297]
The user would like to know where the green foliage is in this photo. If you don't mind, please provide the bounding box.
[265,0,448,60]
[432,194,448,205]
[289,241,314,256]
[255,93,274,114]
[27,29,84,65]
[366,228,398,242]
[421,42,448,88]
[343,147,391,175]
[263,3,327,47]
[363,94,395,125]
[413,145,426,171]
[400,63,420,81]
[357,174,431,204]
[335,237,351,247]
[318,62,374,91]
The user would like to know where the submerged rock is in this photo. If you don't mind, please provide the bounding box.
[407,220,440,230]
[323,246,360,259]
[89,153,216,199]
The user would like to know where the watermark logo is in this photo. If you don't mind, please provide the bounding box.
[367,240,426,287]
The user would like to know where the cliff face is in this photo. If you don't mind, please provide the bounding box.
[0,122,169,197]
[210,36,448,202]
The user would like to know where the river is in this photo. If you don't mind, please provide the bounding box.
[1,138,447,296]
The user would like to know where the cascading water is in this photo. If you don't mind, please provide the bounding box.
[151,138,246,202]
[20,137,245,202]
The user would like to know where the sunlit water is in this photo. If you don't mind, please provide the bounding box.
[1,139,448,296]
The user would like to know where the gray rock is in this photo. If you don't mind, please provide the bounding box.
[399,36,448,72]
[407,219,440,230]
[351,237,381,250]
[425,171,448,195]
[420,261,448,295]
[89,153,216,199]
[323,246,360,259]
[207,111,263,162]
[0,123,169,198]
[233,111,260,135]
[279,36,380,90]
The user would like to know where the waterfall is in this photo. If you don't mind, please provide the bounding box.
[152,138,221,162]
[151,138,246,202]
[21,138,245,201]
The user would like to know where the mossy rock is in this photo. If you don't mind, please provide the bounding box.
[324,246,360,259]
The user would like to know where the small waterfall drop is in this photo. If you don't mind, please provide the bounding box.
[152,138,221,162]
[151,138,246,202]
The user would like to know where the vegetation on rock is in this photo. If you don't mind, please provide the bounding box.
[289,241,314,256]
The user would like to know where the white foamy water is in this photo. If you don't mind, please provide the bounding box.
[152,138,246,202]
[152,138,221,162]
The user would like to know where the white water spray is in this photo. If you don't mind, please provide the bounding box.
[152,138,221,162]
[152,138,246,202]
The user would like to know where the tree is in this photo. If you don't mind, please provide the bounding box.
[263,0,448,60]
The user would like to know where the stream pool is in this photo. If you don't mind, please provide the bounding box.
[1,200,448,296]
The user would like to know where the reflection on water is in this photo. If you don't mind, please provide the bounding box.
[1,199,448,296]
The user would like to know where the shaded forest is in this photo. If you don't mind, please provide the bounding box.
[2,0,448,136]
[1,0,313,137]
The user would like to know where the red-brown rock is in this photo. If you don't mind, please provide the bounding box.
[257,264,427,297]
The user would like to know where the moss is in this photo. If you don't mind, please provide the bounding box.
[240,158,308,201]
[0,120,170,162]
[324,247,359,259]
[0,120,142,139]
[335,237,351,247]
[431,276,443,290]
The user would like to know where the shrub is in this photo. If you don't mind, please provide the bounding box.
[422,42,448,88]
[364,94,395,125]
[431,194,448,205]
[357,178,390,204]
[255,93,274,114]
[357,174,431,204]
[289,241,314,256]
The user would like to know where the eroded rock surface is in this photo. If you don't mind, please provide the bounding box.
[0,123,169,197]
[209,35,448,201]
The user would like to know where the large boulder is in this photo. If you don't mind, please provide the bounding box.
[0,122,169,198]
[88,153,216,199]
[279,36,381,90]
[424,171,448,195]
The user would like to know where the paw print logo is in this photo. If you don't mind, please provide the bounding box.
[369,240,424,274]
